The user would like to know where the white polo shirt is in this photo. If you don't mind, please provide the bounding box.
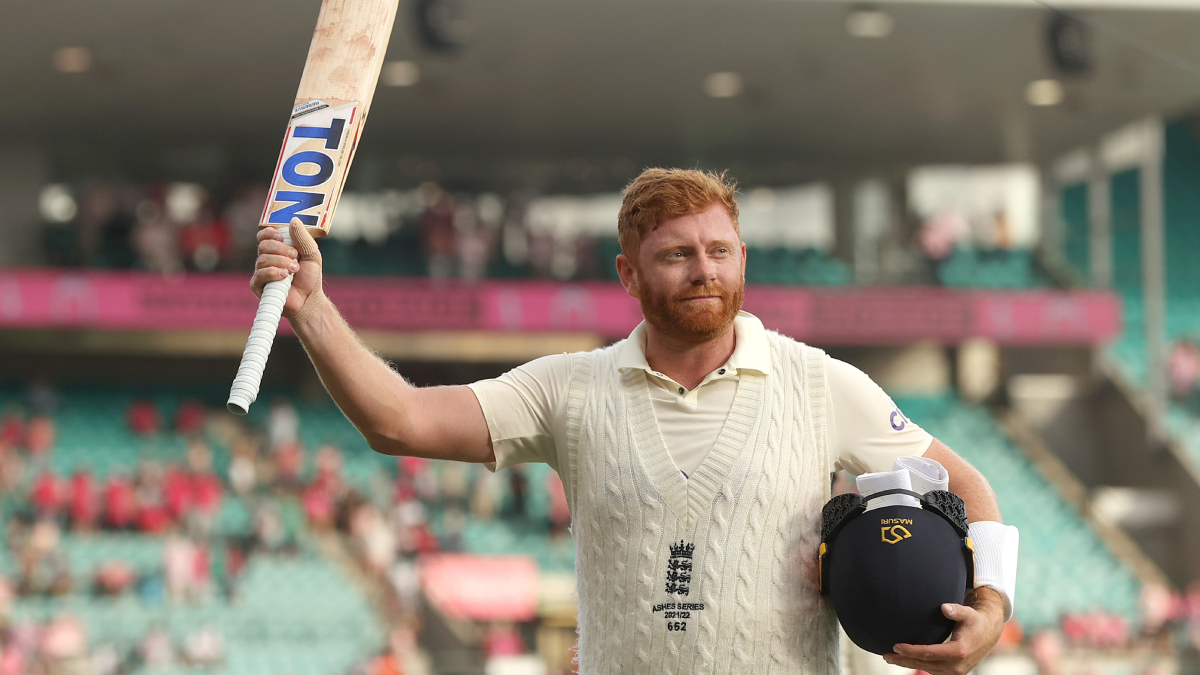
[469,311,931,477]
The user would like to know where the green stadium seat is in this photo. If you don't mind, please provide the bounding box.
[894,395,1141,629]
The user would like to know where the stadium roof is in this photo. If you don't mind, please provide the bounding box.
[3,0,1200,184]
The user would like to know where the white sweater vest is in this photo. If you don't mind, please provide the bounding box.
[564,331,839,675]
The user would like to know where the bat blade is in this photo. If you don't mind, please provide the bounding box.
[259,0,400,238]
[228,0,400,416]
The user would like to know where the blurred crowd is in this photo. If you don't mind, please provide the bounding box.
[39,181,618,283]
[1170,339,1200,408]
[989,582,1200,675]
[0,608,224,675]
[13,381,1200,675]
[0,383,571,674]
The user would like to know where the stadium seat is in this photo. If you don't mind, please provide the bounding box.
[894,395,1142,628]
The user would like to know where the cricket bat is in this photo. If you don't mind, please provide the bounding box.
[227,0,400,416]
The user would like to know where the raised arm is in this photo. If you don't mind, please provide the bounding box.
[251,221,494,464]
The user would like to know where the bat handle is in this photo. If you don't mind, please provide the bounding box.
[227,229,294,416]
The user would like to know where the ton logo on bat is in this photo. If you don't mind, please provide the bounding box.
[260,100,361,234]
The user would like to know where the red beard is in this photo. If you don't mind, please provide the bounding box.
[639,278,744,344]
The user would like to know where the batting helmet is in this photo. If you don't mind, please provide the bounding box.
[819,488,975,655]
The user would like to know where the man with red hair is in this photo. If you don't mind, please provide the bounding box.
[250,168,1014,675]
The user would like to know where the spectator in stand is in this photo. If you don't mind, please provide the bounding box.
[363,649,403,675]
[173,400,207,435]
[253,500,289,552]
[25,416,55,458]
[1061,612,1129,649]
[132,198,182,275]
[225,186,270,270]
[312,443,347,501]
[506,467,527,520]
[0,411,25,450]
[39,614,89,675]
[0,638,25,675]
[17,520,71,597]
[993,620,1022,653]
[192,541,212,598]
[1168,339,1200,405]
[363,624,431,675]
[350,504,396,576]
[30,471,62,521]
[67,469,98,531]
[392,625,430,675]
[102,473,137,530]
[126,401,162,437]
[1030,629,1063,675]
[186,442,223,536]
[455,197,493,282]
[547,472,569,535]
[91,643,124,675]
[179,201,231,272]
[420,183,458,280]
[0,625,32,675]
[138,625,175,669]
[1141,582,1176,636]
[439,462,469,509]
[918,210,970,262]
[413,461,438,503]
[482,622,525,659]
[220,541,249,600]
[182,625,224,667]
[0,445,24,494]
[163,535,199,602]
[267,399,300,450]
[398,456,433,502]
[302,481,337,532]
[274,439,304,489]
[228,434,258,497]
[441,507,465,552]
[0,577,9,615]
[393,499,438,557]
[134,461,170,534]
[164,465,192,523]
[26,378,60,417]
[93,561,137,596]
[471,471,500,520]
[1186,581,1200,631]
[394,460,416,504]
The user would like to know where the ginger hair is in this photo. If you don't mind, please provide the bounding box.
[617,168,739,261]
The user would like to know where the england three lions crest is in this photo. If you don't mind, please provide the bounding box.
[665,540,694,596]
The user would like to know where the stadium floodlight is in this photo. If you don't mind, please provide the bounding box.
[845,7,894,39]
[382,61,421,87]
[1026,79,1065,107]
[704,72,743,99]
[39,185,77,223]
[53,47,91,73]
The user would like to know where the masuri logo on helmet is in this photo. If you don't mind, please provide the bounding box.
[881,524,912,544]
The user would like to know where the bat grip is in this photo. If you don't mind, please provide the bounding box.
[227,229,294,416]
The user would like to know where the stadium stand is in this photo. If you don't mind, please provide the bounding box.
[0,383,1144,639]
[36,178,1064,290]
[0,386,389,675]
[1067,121,1200,471]
[894,395,1142,629]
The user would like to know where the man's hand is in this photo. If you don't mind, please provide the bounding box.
[251,219,324,319]
[884,587,1006,675]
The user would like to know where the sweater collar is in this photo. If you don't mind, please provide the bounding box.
[616,311,771,376]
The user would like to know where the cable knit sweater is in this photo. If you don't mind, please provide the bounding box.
[565,330,838,674]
